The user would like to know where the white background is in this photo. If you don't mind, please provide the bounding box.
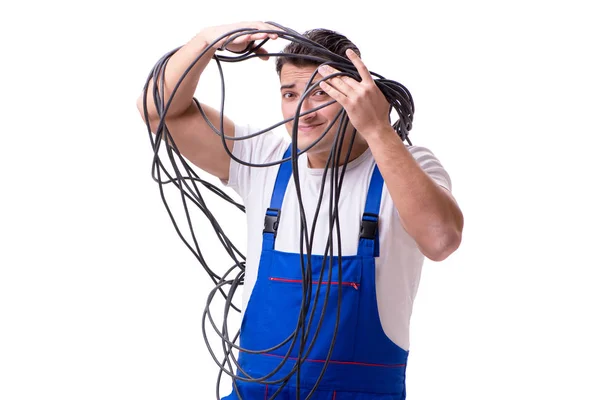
[1,0,599,399]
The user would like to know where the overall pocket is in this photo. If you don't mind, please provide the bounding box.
[264,251,363,362]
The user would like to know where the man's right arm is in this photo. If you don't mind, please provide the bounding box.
[136,22,280,181]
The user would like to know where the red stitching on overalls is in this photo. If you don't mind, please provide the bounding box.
[332,390,337,399]
[264,384,268,400]
[262,353,405,368]
[269,277,359,289]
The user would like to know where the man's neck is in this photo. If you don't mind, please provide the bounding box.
[306,141,370,169]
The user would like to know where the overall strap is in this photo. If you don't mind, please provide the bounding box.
[358,165,384,257]
[262,144,293,251]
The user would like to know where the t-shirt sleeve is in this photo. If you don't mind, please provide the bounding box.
[406,145,452,192]
[221,123,251,199]
[222,123,289,201]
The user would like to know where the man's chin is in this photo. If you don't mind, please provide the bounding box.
[286,130,329,153]
[296,138,324,153]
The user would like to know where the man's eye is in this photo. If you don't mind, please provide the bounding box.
[283,93,295,99]
[314,90,327,97]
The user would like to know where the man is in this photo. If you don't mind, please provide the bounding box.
[137,21,464,399]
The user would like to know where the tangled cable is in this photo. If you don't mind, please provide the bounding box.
[139,21,415,399]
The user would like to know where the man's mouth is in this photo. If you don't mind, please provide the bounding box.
[298,123,324,133]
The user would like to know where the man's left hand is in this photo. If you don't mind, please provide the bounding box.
[318,49,390,139]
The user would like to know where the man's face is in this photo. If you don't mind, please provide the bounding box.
[279,63,347,155]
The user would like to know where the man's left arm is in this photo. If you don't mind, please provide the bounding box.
[364,126,463,261]
[318,49,464,261]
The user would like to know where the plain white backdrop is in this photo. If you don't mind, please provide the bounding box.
[1,0,599,399]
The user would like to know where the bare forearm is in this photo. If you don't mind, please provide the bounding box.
[137,33,215,119]
[365,126,463,261]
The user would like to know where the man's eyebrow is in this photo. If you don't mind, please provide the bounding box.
[280,83,295,90]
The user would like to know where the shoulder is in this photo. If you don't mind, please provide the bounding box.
[405,144,439,163]
[225,124,290,196]
[234,123,291,164]
[405,144,452,192]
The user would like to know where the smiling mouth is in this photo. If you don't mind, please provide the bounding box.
[297,123,324,132]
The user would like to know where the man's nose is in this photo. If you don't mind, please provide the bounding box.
[299,98,317,120]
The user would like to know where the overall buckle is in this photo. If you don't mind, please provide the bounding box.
[360,212,379,240]
[264,208,281,237]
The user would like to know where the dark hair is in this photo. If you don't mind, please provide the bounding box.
[275,28,361,75]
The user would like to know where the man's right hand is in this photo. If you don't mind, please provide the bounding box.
[199,21,283,60]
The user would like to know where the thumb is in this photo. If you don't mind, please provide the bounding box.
[254,47,270,61]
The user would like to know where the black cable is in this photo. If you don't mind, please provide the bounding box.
[139,21,415,399]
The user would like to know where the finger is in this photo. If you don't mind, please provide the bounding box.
[260,22,284,39]
[248,32,269,42]
[263,22,287,33]
[318,64,359,93]
[319,80,347,106]
[229,32,252,44]
[346,49,374,84]
[255,47,270,61]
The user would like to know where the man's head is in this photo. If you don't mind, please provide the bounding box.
[276,29,367,167]
[275,29,361,76]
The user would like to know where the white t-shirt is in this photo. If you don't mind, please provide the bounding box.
[225,123,452,351]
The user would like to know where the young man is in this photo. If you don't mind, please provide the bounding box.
[137,21,463,399]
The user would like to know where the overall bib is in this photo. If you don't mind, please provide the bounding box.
[223,145,409,399]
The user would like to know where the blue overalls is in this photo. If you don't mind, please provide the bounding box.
[223,145,409,399]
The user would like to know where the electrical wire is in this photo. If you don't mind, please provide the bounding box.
[138,21,415,399]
